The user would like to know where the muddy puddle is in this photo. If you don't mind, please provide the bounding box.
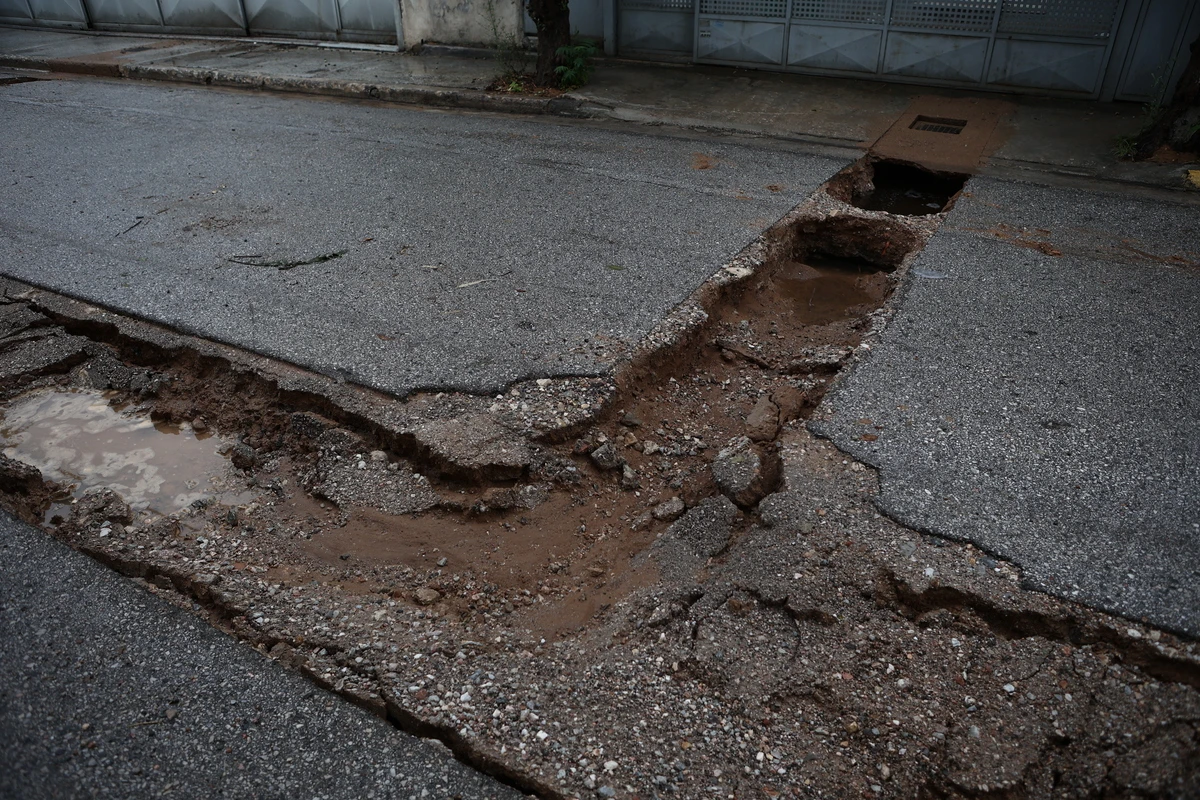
[0,388,238,520]
[774,253,890,325]
[838,160,967,216]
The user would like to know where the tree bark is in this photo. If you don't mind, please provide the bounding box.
[1135,33,1200,158]
[526,0,571,87]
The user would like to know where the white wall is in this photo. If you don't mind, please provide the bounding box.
[402,0,522,48]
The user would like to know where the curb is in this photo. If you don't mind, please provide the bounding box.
[0,53,595,119]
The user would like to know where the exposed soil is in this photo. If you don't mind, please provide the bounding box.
[486,74,566,98]
[1,158,1198,799]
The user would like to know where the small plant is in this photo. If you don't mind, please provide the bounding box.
[1114,135,1137,159]
[555,38,599,89]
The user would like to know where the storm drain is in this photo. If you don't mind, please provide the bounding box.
[909,115,967,135]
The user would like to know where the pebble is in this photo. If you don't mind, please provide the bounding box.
[1003,683,1016,694]
[414,588,441,606]
[652,497,686,522]
[590,442,622,471]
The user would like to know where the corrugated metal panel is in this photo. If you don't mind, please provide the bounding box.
[988,37,1107,92]
[0,0,35,21]
[84,0,163,25]
[882,31,990,81]
[243,0,338,33]
[158,0,245,30]
[786,24,881,71]
[27,0,88,22]
[697,17,785,61]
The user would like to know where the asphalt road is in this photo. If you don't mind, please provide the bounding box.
[0,511,525,799]
[0,77,840,397]
[812,177,1200,636]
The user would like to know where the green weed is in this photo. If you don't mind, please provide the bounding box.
[555,39,599,89]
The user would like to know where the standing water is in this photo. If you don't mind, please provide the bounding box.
[1,389,233,519]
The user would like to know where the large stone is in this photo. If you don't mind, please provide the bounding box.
[745,395,780,442]
[712,436,780,508]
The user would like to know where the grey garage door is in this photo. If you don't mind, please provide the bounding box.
[694,0,1126,97]
[0,0,399,42]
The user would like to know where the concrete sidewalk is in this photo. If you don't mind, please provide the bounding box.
[2,25,1197,190]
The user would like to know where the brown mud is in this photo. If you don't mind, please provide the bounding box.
[1,157,1198,799]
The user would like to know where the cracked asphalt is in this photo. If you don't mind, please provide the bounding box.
[0,77,841,397]
[0,510,525,800]
[812,177,1200,636]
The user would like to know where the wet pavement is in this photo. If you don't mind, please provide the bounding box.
[0,509,525,800]
[2,27,1195,189]
[812,176,1200,636]
[0,77,837,398]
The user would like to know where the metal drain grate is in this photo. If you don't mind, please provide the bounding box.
[910,116,967,135]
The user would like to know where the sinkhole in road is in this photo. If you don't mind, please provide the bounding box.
[0,388,237,521]
[0,159,1002,798]
[0,157,937,643]
[837,160,967,216]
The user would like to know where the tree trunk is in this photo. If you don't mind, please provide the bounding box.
[526,0,571,87]
[1135,33,1200,158]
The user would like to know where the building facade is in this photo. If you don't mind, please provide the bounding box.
[1,0,1195,102]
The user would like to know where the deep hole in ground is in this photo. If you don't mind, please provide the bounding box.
[2,156,1198,800]
[827,159,968,217]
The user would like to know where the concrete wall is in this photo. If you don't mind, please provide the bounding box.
[402,0,521,48]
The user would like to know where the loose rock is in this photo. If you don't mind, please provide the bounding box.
[652,496,686,522]
[711,436,780,507]
[745,395,780,442]
[589,442,623,471]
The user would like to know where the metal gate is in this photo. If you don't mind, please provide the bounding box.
[693,0,1127,97]
[0,0,400,42]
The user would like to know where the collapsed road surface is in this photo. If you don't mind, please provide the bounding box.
[2,72,1200,798]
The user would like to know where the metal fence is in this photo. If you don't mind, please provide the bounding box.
[0,0,400,42]
[617,0,1200,101]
